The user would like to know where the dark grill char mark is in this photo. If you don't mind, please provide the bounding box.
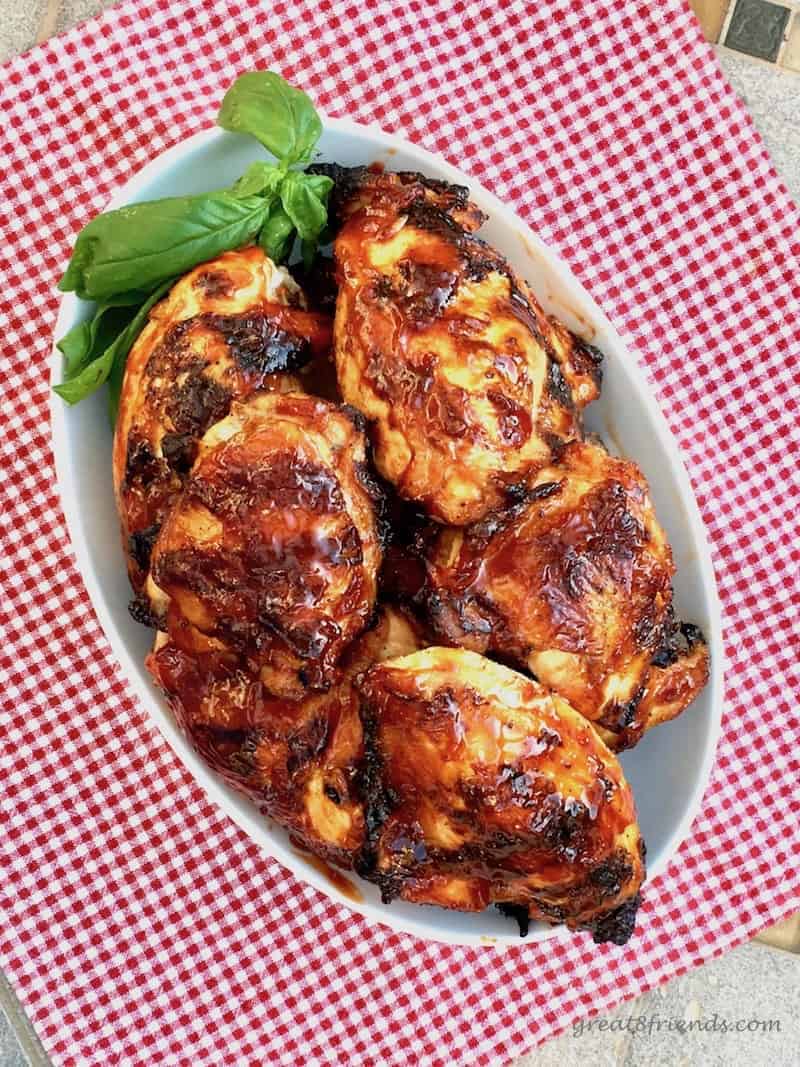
[496,850,641,944]
[496,902,531,937]
[680,621,706,647]
[547,360,574,410]
[168,371,231,438]
[353,460,391,550]
[340,404,368,435]
[152,311,315,425]
[353,701,397,891]
[201,312,315,377]
[587,850,635,899]
[650,607,707,668]
[398,198,498,289]
[599,683,646,733]
[526,787,594,855]
[190,724,263,793]
[529,480,563,502]
[128,593,158,629]
[590,893,641,945]
[161,432,197,474]
[570,333,605,388]
[308,164,481,230]
[633,604,661,650]
[404,198,470,239]
[124,437,165,490]
[128,524,160,572]
[503,478,563,509]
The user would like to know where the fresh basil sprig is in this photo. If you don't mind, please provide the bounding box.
[55,71,332,419]
[54,278,175,412]
[218,74,333,260]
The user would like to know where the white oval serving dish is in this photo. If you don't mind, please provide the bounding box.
[50,118,723,947]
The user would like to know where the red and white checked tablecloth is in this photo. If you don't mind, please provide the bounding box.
[1,1,799,1064]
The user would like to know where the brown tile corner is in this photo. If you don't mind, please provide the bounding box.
[690,0,732,42]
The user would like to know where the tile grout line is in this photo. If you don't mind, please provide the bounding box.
[0,972,51,1067]
[775,8,796,65]
[719,0,738,43]
[716,42,792,71]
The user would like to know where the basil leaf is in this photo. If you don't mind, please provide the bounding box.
[59,192,269,301]
[54,278,174,410]
[217,71,322,166]
[280,172,332,243]
[300,173,335,200]
[230,161,283,199]
[57,298,146,380]
[57,320,101,380]
[258,202,296,264]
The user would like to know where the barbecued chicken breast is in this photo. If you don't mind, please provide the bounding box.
[113,247,332,602]
[424,438,708,749]
[318,165,603,525]
[147,606,423,867]
[356,647,645,943]
[148,392,383,699]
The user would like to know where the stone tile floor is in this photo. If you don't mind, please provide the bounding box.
[695,0,800,73]
[0,2,797,1064]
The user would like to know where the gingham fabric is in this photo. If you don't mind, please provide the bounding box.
[1,1,799,1064]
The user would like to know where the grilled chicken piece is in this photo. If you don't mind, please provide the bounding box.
[356,647,645,943]
[148,392,383,700]
[318,165,602,525]
[425,439,709,750]
[147,606,424,867]
[113,247,332,600]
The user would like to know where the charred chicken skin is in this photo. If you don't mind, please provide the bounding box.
[318,165,603,525]
[147,606,424,868]
[356,647,645,943]
[148,392,383,699]
[424,439,709,749]
[113,247,332,601]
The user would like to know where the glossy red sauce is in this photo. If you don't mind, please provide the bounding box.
[293,849,364,903]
